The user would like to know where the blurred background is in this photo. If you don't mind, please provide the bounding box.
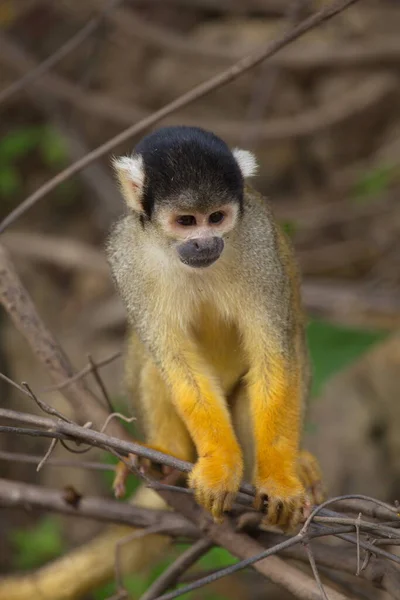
[0,0,400,598]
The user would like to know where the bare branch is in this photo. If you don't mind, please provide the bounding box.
[42,351,122,393]
[303,542,329,600]
[139,539,213,600]
[0,0,125,105]
[0,477,197,537]
[0,450,114,472]
[88,354,116,415]
[36,438,58,472]
[0,245,125,435]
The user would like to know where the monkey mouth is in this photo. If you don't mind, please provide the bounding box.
[179,255,220,269]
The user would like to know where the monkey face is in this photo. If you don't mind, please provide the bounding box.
[156,205,238,269]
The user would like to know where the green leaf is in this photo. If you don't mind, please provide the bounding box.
[352,165,394,203]
[198,547,236,569]
[0,127,42,161]
[307,319,386,397]
[40,127,67,166]
[10,516,64,570]
[0,166,20,197]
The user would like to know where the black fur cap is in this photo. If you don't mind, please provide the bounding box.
[134,126,244,219]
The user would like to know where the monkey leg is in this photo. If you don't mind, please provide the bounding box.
[138,359,196,464]
[296,449,325,506]
[114,352,195,498]
[231,380,310,532]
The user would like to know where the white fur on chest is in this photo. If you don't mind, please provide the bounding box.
[143,243,237,328]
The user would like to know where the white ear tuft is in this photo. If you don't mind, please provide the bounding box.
[232,148,258,178]
[112,154,145,212]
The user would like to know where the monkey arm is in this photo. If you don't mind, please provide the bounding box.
[242,314,306,526]
[144,325,244,519]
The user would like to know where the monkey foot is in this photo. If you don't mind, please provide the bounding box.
[296,450,325,506]
[112,446,175,499]
[255,489,311,532]
[189,453,243,522]
[254,471,311,532]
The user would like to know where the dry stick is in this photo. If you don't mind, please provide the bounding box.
[42,350,122,393]
[0,35,396,146]
[303,543,329,600]
[0,449,114,471]
[0,245,124,436]
[0,0,360,234]
[111,526,176,600]
[0,0,125,104]
[0,404,255,499]
[0,477,198,537]
[1,471,399,598]
[259,532,400,598]
[2,404,400,544]
[139,539,213,600]
[88,353,116,414]
[157,491,349,600]
[36,438,58,472]
[242,0,307,146]
[2,413,400,594]
[22,381,75,424]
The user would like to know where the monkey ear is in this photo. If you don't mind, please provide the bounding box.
[112,155,145,212]
[232,149,258,178]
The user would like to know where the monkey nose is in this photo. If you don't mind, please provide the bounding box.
[177,236,224,268]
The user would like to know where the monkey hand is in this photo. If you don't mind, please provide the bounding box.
[254,464,310,532]
[189,449,243,522]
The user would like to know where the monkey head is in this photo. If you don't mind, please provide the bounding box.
[113,126,257,269]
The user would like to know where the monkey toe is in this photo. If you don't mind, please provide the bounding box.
[297,450,325,506]
[189,454,242,522]
[262,493,309,532]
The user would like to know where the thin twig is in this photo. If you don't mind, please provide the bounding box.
[111,526,172,599]
[0,0,125,105]
[42,351,122,393]
[0,0,360,234]
[0,450,114,471]
[303,542,329,600]
[0,477,198,536]
[88,354,115,414]
[100,412,136,434]
[140,538,213,600]
[22,382,74,424]
[37,438,58,472]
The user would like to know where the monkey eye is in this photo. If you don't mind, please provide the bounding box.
[176,215,196,227]
[209,211,225,225]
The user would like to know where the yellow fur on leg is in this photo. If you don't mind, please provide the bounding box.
[139,360,195,463]
[244,336,306,530]
[162,337,243,521]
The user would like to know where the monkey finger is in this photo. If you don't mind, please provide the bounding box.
[210,493,226,522]
[266,497,284,526]
[223,491,235,513]
[254,491,268,513]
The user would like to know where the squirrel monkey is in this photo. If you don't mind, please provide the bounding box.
[107,126,323,530]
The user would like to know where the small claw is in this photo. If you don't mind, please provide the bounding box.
[211,494,226,522]
[112,459,131,499]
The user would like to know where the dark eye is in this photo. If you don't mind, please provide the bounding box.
[209,211,225,225]
[176,215,196,227]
